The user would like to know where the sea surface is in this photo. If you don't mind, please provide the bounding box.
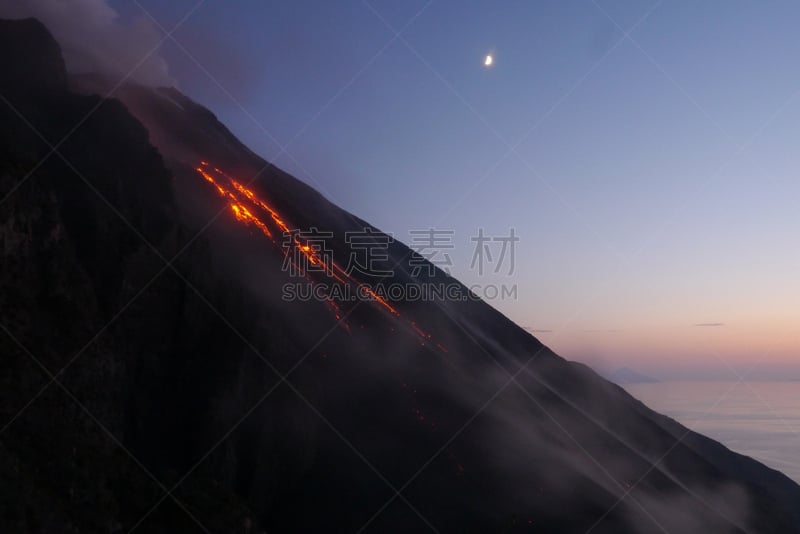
[623,381,800,484]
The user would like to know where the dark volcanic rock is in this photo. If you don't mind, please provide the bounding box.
[2,17,800,534]
[0,18,67,95]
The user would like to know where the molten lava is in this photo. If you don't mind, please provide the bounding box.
[195,161,445,352]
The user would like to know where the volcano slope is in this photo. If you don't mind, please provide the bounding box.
[2,17,799,534]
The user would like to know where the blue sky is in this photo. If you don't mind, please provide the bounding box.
[112,0,800,376]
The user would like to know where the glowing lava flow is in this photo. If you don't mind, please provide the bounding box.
[195,161,446,352]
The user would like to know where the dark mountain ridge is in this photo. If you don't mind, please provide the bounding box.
[2,17,799,533]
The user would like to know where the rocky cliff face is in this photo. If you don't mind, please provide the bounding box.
[2,18,799,533]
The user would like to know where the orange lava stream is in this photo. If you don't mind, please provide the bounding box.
[195,161,446,352]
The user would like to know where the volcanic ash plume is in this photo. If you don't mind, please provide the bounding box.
[0,0,172,86]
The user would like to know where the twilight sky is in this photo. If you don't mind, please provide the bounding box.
[95,1,800,377]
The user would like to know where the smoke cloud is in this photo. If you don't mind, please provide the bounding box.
[0,0,173,86]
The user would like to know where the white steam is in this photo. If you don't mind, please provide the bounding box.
[0,0,173,86]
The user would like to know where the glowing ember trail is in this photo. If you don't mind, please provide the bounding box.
[195,162,446,352]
